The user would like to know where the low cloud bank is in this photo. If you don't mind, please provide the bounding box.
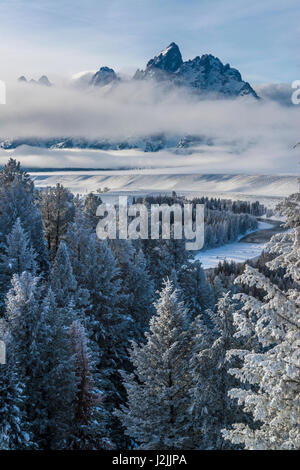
[255,83,294,107]
[0,80,299,173]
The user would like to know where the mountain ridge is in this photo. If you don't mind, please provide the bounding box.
[133,42,258,98]
[16,42,258,99]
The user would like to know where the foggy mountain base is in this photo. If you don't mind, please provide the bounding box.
[0,80,299,174]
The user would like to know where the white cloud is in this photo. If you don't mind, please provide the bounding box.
[255,83,294,106]
[0,80,299,174]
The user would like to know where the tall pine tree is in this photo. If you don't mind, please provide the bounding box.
[68,320,111,449]
[0,218,37,312]
[39,183,75,261]
[0,159,49,273]
[116,280,195,449]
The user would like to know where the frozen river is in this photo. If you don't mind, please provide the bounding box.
[194,221,273,269]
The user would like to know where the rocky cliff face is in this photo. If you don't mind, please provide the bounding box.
[134,42,258,98]
[91,66,119,87]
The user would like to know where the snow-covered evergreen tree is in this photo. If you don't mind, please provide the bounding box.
[66,214,126,359]
[64,210,95,283]
[1,218,37,275]
[4,272,49,447]
[142,238,190,290]
[66,225,125,368]
[39,290,77,449]
[0,158,31,189]
[0,159,49,273]
[50,240,78,308]
[68,320,111,449]
[83,192,102,229]
[177,260,215,320]
[0,429,10,450]
[211,274,226,301]
[66,213,129,444]
[222,187,300,450]
[190,294,252,449]
[116,280,195,449]
[129,249,156,337]
[5,274,77,449]
[39,183,75,261]
[0,218,37,312]
[0,333,33,449]
[110,240,156,342]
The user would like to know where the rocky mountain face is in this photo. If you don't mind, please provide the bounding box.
[134,42,183,80]
[0,135,175,153]
[38,75,52,87]
[91,66,119,87]
[0,134,232,155]
[18,75,52,86]
[76,42,257,98]
[134,42,258,98]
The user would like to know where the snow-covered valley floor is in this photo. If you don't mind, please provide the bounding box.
[30,171,299,208]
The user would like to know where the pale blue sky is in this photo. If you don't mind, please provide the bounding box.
[0,0,299,83]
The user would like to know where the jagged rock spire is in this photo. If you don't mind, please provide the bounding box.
[146,42,183,73]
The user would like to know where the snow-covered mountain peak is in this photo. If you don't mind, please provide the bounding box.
[146,42,183,72]
[91,66,119,87]
[161,42,178,55]
[38,75,52,87]
[134,42,183,80]
[17,75,52,86]
[135,43,258,98]
[18,75,27,83]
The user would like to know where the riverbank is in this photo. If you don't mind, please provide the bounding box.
[195,219,284,269]
[239,218,285,243]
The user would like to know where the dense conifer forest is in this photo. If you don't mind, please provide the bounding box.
[0,159,299,450]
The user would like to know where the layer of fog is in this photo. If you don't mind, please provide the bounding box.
[0,80,299,173]
[254,83,294,107]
